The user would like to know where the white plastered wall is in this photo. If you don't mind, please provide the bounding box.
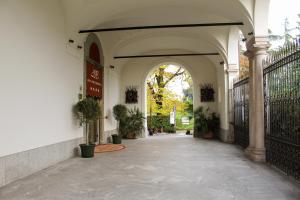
[0,0,84,157]
[0,0,252,155]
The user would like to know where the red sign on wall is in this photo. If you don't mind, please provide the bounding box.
[86,62,102,99]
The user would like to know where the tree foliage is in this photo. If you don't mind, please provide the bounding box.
[147,87,186,116]
[147,65,191,115]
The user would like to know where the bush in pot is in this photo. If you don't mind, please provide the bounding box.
[207,112,220,139]
[194,106,220,139]
[74,97,101,158]
[194,106,208,138]
[125,107,145,139]
[112,104,127,143]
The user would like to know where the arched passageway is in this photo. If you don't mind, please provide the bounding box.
[145,63,194,136]
[120,56,224,139]
[5,0,297,194]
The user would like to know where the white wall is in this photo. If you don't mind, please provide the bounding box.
[95,36,123,134]
[120,55,220,127]
[0,0,83,157]
[0,0,235,156]
[103,62,121,132]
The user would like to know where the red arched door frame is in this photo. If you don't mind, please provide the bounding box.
[86,42,103,100]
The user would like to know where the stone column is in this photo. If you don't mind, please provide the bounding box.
[245,36,270,162]
[226,66,239,143]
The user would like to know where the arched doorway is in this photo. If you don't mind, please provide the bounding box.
[145,63,194,136]
[84,34,104,144]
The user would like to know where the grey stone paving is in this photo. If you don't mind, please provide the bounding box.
[0,135,299,200]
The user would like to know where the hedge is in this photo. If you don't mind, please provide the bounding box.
[147,115,175,133]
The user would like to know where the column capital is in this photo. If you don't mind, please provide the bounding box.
[244,36,270,58]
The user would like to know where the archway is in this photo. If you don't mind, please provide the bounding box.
[84,33,105,144]
[144,62,194,136]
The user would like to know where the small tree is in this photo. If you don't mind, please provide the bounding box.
[74,98,101,145]
[113,104,128,137]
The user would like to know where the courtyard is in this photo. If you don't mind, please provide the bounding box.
[0,135,299,200]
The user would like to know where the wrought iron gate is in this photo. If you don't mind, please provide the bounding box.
[233,78,249,148]
[264,42,300,180]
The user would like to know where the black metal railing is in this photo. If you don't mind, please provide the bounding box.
[264,39,300,180]
[233,78,250,148]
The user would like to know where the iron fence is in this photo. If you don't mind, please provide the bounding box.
[264,40,300,180]
[233,78,250,148]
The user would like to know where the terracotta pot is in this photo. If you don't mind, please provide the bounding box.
[127,132,136,139]
[203,131,214,139]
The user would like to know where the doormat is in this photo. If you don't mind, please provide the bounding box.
[94,144,126,153]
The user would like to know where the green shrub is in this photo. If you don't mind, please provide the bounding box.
[163,126,176,133]
[113,104,127,121]
[73,98,101,144]
[147,115,173,132]
[194,106,220,138]
[125,107,145,138]
[113,104,128,138]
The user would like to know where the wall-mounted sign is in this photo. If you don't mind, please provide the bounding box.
[86,62,102,99]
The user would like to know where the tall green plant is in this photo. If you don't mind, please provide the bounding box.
[194,106,208,137]
[113,104,128,137]
[208,112,220,134]
[194,106,220,138]
[125,107,145,138]
[74,98,101,145]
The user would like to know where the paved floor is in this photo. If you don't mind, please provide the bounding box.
[0,135,299,200]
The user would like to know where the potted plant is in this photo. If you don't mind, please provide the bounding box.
[125,107,145,139]
[194,106,220,139]
[186,129,191,135]
[74,98,101,158]
[194,106,208,138]
[148,127,154,136]
[207,112,220,139]
[112,104,127,144]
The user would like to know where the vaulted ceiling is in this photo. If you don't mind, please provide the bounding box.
[61,0,268,65]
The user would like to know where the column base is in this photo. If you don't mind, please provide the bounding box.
[218,128,234,143]
[245,147,266,162]
[228,123,235,143]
